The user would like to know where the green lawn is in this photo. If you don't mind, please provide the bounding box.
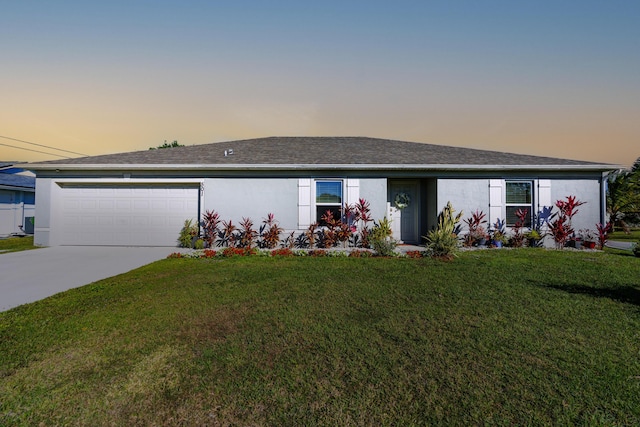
[1,250,639,425]
[610,229,640,242]
[0,236,36,253]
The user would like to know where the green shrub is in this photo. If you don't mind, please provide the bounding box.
[633,241,640,257]
[194,238,205,250]
[370,217,397,256]
[424,201,462,258]
[178,219,198,248]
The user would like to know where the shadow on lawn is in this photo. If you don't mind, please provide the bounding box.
[537,282,640,308]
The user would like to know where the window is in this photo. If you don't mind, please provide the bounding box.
[315,180,342,225]
[505,181,533,226]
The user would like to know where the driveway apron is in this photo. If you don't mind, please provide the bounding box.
[0,246,179,312]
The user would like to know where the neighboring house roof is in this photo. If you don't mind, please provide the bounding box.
[22,136,616,172]
[0,172,36,191]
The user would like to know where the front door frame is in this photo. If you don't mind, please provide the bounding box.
[388,179,420,244]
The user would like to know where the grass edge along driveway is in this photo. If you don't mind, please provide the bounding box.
[0,236,37,254]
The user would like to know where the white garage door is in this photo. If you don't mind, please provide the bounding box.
[59,184,200,246]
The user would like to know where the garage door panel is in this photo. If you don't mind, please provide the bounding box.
[59,185,199,246]
[79,216,97,226]
[98,200,114,210]
[97,217,114,226]
[134,200,151,210]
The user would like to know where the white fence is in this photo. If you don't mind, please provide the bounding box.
[0,202,35,236]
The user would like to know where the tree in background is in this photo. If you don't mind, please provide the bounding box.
[607,156,640,232]
[149,140,184,150]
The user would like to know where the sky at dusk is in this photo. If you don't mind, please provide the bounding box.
[2,1,639,167]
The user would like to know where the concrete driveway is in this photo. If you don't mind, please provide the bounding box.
[0,246,181,312]
[605,240,635,250]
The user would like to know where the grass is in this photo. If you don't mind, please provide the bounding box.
[1,250,639,425]
[610,228,640,242]
[0,236,37,254]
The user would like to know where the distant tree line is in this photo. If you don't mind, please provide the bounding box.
[149,140,184,150]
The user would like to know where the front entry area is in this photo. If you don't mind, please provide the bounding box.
[388,180,420,244]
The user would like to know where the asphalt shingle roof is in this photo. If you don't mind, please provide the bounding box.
[26,136,611,169]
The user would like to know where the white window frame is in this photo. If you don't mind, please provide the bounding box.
[505,180,534,227]
[298,178,359,229]
[313,179,344,226]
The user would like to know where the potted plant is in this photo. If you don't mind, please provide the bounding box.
[524,229,541,247]
[469,228,489,247]
[582,229,597,249]
[570,230,585,249]
[490,218,507,248]
[463,210,488,247]
[491,230,508,248]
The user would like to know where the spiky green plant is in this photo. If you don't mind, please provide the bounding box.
[370,217,397,256]
[178,219,198,248]
[424,201,462,258]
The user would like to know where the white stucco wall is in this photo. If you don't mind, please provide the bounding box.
[435,176,603,235]
[202,178,299,230]
[436,179,490,221]
[359,178,387,221]
[202,177,389,232]
[550,179,602,231]
[34,178,53,246]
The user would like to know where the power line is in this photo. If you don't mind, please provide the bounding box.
[0,135,88,157]
[0,142,70,159]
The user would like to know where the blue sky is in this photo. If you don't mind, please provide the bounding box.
[1,1,638,165]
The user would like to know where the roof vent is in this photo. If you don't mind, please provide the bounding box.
[224,148,234,157]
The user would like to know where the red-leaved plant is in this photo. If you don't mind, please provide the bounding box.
[222,247,256,257]
[202,249,217,258]
[259,213,284,249]
[238,217,257,249]
[319,210,339,248]
[201,210,221,248]
[549,196,585,248]
[596,222,613,250]
[271,248,294,257]
[463,210,487,247]
[405,250,425,258]
[510,208,529,248]
[221,220,237,247]
[353,198,373,248]
[305,222,319,249]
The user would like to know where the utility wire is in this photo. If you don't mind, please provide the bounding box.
[0,142,70,159]
[0,135,88,156]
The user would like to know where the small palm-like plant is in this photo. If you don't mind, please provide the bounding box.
[370,217,396,256]
[238,217,257,249]
[510,208,529,248]
[220,220,237,247]
[259,213,284,249]
[549,195,585,248]
[201,210,221,248]
[596,222,612,250]
[178,219,198,248]
[305,222,319,249]
[424,201,462,259]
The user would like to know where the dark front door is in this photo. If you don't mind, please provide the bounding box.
[389,180,420,244]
